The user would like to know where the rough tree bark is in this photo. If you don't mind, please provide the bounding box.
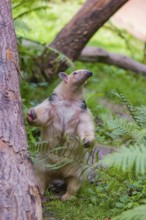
[80,46,146,76]
[0,1,42,219]
[40,0,129,81]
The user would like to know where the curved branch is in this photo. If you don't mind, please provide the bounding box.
[79,46,146,76]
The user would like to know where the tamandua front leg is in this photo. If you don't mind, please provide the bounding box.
[77,111,95,148]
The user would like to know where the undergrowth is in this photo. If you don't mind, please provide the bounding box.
[43,171,146,220]
[13,0,146,219]
[28,91,146,220]
[21,44,146,220]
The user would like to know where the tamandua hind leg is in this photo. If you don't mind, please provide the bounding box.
[61,176,81,201]
[35,169,53,196]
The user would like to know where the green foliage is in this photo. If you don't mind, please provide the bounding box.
[17,1,84,43]
[97,91,146,219]
[15,1,146,219]
[113,205,146,220]
[102,91,146,178]
[18,38,74,81]
[12,0,50,36]
[14,19,31,36]
[105,117,138,142]
[27,92,146,219]
[29,137,93,176]
[11,0,77,82]
[112,89,142,128]
[21,61,146,220]
[12,0,49,20]
[44,171,146,220]
[103,145,146,175]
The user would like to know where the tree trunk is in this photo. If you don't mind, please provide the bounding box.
[40,0,129,81]
[0,1,42,219]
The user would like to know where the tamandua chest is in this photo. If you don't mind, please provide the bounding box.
[52,100,81,133]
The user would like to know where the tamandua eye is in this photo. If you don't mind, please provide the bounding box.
[73,72,77,75]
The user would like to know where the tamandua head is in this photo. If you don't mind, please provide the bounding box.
[59,69,92,87]
[56,69,93,99]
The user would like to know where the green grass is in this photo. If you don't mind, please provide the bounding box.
[43,171,146,220]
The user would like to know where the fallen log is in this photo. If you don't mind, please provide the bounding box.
[79,46,146,76]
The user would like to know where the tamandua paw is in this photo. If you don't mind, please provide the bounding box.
[84,139,94,148]
[61,193,76,201]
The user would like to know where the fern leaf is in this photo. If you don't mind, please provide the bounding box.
[29,139,91,175]
[112,89,142,127]
[102,145,146,175]
[47,46,74,69]
[135,106,146,128]
[15,6,49,19]
[14,19,31,35]
[106,117,138,141]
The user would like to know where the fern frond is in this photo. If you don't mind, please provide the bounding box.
[15,6,48,19]
[113,205,146,220]
[29,140,49,158]
[14,19,31,35]
[12,0,49,10]
[112,89,142,127]
[106,117,138,141]
[13,0,49,7]
[12,0,23,9]
[12,0,50,22]
[102,144,146,175]
[29,139,91,172]
[135,106,146,128]
[47,46,74,69]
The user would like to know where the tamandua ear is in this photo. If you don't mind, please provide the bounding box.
[59,72,68,83]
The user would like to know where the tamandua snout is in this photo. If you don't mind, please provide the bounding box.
[27,69,95,201]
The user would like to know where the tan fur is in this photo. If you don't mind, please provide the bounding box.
[27,70,95,200]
